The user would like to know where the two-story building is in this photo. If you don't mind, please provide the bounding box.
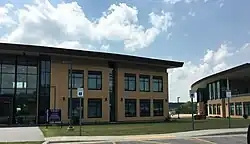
[0,42,183,126]
[191,63,250,118]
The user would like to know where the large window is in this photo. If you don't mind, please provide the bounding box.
[140,99,150,117]
[88,71,102,90]
[208,84,212,100]
[68,71,84,89]
[217,104,221,115]
[153,99,163,116]
[153,76,163,92]
[209,104,212,114]
[88,99,102,118]
[125,99,136,117]
[139,75,150,92]
[235,103,242,116]
[244,102,250,116]
[212,104,216,114]
[68,98,83,118]
[124,73,136,91]
[230,103,235,115]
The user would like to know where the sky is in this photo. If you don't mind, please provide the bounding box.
[0,0,250,102]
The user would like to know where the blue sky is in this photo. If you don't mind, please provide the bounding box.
[0,0,250,102]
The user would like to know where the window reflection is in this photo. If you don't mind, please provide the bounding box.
[27,75,37,89]
[1,74,15,89]
[2,64,15,73]
[17,65,27,74]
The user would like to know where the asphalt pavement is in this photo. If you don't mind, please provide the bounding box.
[55,134,246,144]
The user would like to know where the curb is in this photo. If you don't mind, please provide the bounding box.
[196,131,247,137]
[43,140,107,144]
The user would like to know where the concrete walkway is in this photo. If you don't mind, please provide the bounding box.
[44,128,247,143]
[0,127,45,142]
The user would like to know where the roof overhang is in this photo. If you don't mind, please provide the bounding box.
[0,42,184,69]
[191,63,250,91]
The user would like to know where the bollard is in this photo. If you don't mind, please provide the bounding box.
[247,124,250,144]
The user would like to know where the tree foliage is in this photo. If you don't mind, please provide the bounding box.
[176,101,197,114]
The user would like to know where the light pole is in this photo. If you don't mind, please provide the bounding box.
[189,90,195,131]
[226,78,231,128]
[63,60,74,131]
[177,97,180,119]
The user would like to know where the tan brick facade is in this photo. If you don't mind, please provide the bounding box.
[50,57,169,123]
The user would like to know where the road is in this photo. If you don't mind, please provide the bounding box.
[56,134,246,144]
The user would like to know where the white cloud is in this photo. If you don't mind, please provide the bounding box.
[0,0,173,52]
[168,42,250,102]
[188,11,195,17]
[0,3,16,27]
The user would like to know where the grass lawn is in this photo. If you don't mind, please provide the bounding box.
[40,118,250,137]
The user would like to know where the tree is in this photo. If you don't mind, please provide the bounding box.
[176,101,197,114]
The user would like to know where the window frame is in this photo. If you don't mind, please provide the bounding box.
[153,99,164,116]
[212,104,216,114]
[124,73,136,91]
[216,104,221,115]
[139,75,150,92]
[88,71,102,90]
[235,103,242,116]
[140,99,151,117]
[230,103,235,115]
[68,70,84,89]
[209,104,212,114]
[125,99,137,117]
[152,76,163,92]
[87,98,102,118]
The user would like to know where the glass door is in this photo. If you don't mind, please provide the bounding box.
[0,97,12,126]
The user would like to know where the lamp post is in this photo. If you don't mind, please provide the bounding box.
[62,60,74,131]
[177,97,180,119]
[189,90,195,131]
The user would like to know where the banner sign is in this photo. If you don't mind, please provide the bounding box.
[46,109,61,122]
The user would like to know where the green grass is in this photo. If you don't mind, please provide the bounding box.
[40,118,250,137]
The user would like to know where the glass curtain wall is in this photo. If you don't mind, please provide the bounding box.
[0,54,51,125]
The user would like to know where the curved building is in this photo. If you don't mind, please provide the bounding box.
[191,63,250,118]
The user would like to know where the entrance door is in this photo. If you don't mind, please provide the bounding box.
[0,97,12,126]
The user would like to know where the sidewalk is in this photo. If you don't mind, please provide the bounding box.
[44,128,247,143]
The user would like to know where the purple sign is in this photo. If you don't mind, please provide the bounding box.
[47,109,61,122]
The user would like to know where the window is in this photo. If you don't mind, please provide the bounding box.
[209,104,212,114]
[230,103,235,115]
[124,73,136,91]
[235,103,242,116]
[68,98,83,118]
[88,71,102,90]
[140,99,150,117]
[88,99,102,118]
[217,104,221,115]
[139,75,150,92]
[125,99,136,117]
[217,81,220,99]
[244,102,250,116]
[212,104,216,114]
[212,83,216,99]
[208,84,212,100]
[153,99,163,116]
[153,76,163,92]
[68,71,84,89]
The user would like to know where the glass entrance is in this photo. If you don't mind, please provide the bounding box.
[0,56,39,125]
[0,97,12,126]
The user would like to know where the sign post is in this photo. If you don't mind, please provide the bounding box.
[189,90,195,131]
[226,90,231,128]
[77,88,84,136]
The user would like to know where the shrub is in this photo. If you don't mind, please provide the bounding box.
[243,114,248,119]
